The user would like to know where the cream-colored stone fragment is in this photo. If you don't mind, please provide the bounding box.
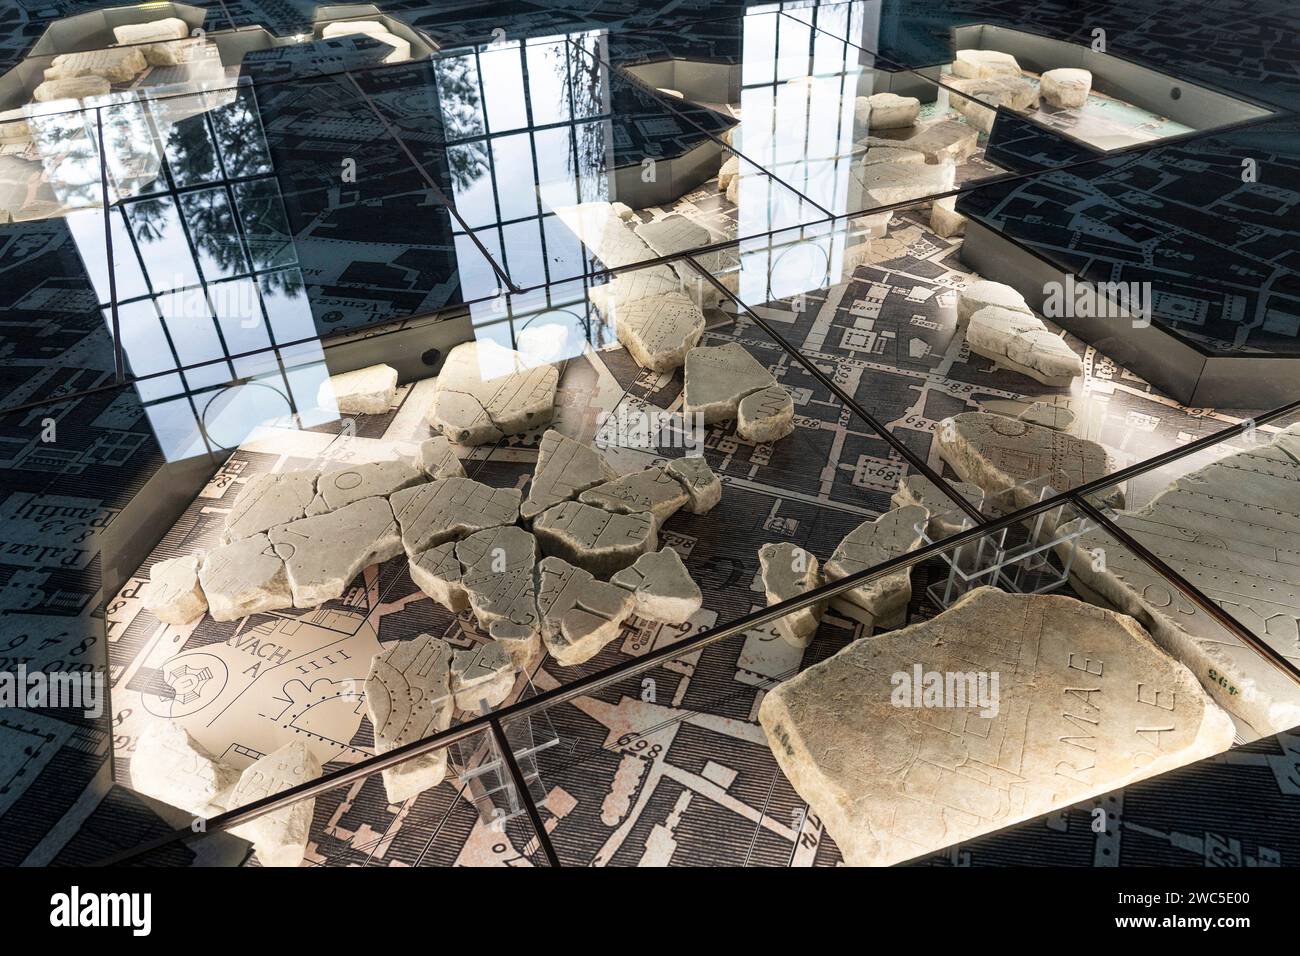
[957,278,1034,322]
[322,21,410,62]
[854,159,955,208]
[614,290,706,372]
[632,214,739,308]
[858,146,927,167]
[141,554,207,624]
[114,18,189,45]
[33,76,110,102]
[937,412,1122,513]
[408,541,468,612]
[892,474,982,538]
[580,467,689,529]
[865,120,980,164]
[759,587,1234,866]
[718,154,740,191]
[737,385,795,443]
[390,478,521,555]
[221,471,318,545]
[930,196,966,238]
[430,341,558,444]
[947,76,1038,132]
[228,742,322,867]
[952,49,1021,79]
[533,501,656,576]
[307,460,422,515]
[522,428,619,522]
[450,640,515,710]
[759,543,824,647]
[365,634,454,801]
[552,201,656,268]
[1054,424,1300,733]
[610,548,702,624]
[683,342,777,425]
[130,720,239,818]
[967,305,1082,386]
[824,506,928,627]
[1019,400,1076,431]
[537,557,634,666]
[198,533,291,621]
[866,92,920,129]
[418,435,465,480]
[1041,68,1092,108]
[47,47,147,83]
[665,456,722,514]
[317,363,398,415]
[269,497,402,607]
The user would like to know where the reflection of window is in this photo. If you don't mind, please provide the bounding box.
[437,34,613,309]
[73,86,331,461]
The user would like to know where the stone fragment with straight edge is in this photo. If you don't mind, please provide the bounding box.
[114,18,189,44]
[966,305,1082,386]
[450,640,516,711]
[759,543,824,647]
[533,501,656,576]
[1019,400,1076,431]
[408,541,468,612]
[419,435,465,480]
[956,279,1033,323]
[142,553,207,624]
[522,428,619,522]
[683,342,778,424]
[580,467,689,529]
[947,76,1038,132]
[892,474,983,539]
[390,478,521,555]
[47,47,147,83]
[953,49,1021,79]
[429,341,558,445]
[33,76,110,101]
[861,120,979,164]
[199,533,292,621]
[1041,68,1092,108]
[824,505,929,628]
[610,548,702,624]
[365,633,454,802]
[228,741,322,867]
[758,587,1234,866]
[865,92,920,129]
[269,497,401,607]
[317,363,398,415]
[307,460,422,515]
[130,720,239,818]
[455,525,540,644]
[537,556,635,666]
[665,456,722,514]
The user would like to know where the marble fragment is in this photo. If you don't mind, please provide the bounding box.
[456,525,540,639]
[580,467,689,528]
[450,640,516,710]
[610,548,702,624]
[365,634,454,801]
[633,215,739,308]
[824,506,929,627]
[533,501,657,576]
[33,76,110,102]
[553,202,656,268]
[522,428,619,522]
[321,20,410,62]
[854,159,955,208]
[418,435,465,480]
[952,49,1022,79]
[221,471,317,545]
[937,412,1121,512]
[718,154,740,191]
[1055,423,1300,733]
[956,279,1033,322]
[892,474,983,538]
[1019,400,1076,431]
[114,18,190,44]
[1041,68,1092,108]
[408,541,468,612]
[857,146,927,166]
[737,384,795,443]
[269,497,401,607]
[947,76,1038,132]
[390,478,521,555]
[759,543,825,647]
[141,553,207,624]
[683,342,778,425]
[930,195,966,238]
[866,92,920,129]
[877,120,981,164]
[665,456,722,514]
[130,720,239,818]
[198,533,292,621]
[308,460,422,515]
[47,47,147,83]
[537,557,635,666]
[967,305,1082,386]
[612,289,707,372]
[228,742,322,868]
[317,363,398,415]
[430,341,558,444]
[759,587,1234,866]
